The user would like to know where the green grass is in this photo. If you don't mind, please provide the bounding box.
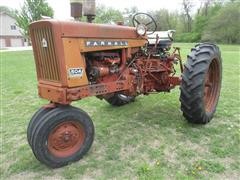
[1,43,240,179]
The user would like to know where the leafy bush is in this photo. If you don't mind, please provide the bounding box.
[202,2,240,44]
[175,32,201,43]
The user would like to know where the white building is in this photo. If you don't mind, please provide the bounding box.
[0,11,25,48]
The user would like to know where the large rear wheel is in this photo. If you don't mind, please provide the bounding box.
[28,105,94,168]
[180,43,222,124]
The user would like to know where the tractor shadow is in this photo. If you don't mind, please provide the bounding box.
[94,94,205,144]
[99,94,185,128]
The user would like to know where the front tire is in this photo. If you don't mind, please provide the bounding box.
[27,107,52,146]
[180,43,222,124]
[29,106,94,168]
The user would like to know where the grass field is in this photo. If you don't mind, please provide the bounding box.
[1,43,240,179]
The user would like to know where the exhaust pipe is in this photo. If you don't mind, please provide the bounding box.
[83,0,96,23]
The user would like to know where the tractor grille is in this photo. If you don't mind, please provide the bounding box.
[32,27,60,82]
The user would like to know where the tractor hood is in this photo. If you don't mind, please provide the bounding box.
[30,19,144,39]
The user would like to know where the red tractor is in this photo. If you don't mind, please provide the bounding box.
[27,3,222,168]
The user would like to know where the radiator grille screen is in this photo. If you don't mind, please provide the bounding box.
[32,27,60,82]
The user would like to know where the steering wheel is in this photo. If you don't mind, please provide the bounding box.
[132,12,157,35]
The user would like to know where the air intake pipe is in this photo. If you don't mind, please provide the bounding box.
[70,0,83,20]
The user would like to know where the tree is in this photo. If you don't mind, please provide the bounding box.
[94,5,123,24]
[123,6,139,26]
[182,0,193,32]
[192,1,222,41]
[202,1,240,43]
[202,0,213,16]
[150,9,178,31]
[0,6,15,16]
[15,0,54,41]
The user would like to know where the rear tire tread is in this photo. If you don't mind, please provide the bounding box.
[180,43,222,124]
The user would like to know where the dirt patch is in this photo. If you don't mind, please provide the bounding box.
[213,171,240,180]
[119,145,138,160]
[164,147,177,164]
[182,139,209,155]
[81,169,103,180]
[151,139,162,149]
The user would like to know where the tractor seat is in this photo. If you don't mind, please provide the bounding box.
[147,30,175,48]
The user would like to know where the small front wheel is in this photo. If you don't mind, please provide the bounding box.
[27,107,52,146]
[29,105,94,168]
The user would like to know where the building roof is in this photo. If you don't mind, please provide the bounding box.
[0,10,23,37]
[0,10,15,19]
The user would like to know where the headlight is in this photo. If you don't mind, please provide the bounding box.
[136,24,146,36]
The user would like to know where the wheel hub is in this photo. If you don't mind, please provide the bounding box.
[47,121,85,158]
[204,58,220,113]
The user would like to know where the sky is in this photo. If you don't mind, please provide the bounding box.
[0,0,201,20]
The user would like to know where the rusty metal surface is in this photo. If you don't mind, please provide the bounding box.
[47,121,85,158]
[70,2,83,19]
[30,19,182,105]
[30,20,147,88]
[37,79,132,104]
[30,21,68,87]
[31,27,60,82]
[62,39,89,87]
[38,84,68,104]
[204,58,221,113]
[30,19,143,39]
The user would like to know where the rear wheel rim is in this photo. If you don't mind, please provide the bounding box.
[204,58,220,113]
[47,121,85,158]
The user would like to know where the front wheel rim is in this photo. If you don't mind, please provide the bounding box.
[47,121,85,158]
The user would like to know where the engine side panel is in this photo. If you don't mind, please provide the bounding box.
[30,19,181,105]
[62,38,146,87]
[62,39,89,87]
